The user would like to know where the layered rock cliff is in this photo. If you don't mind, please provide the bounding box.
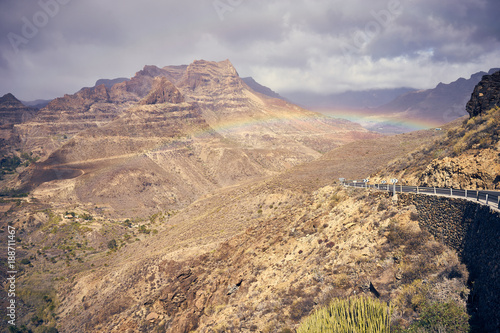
[0,93,37,150]
[466,70,500,117]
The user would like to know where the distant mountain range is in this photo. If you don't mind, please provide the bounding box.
[282,87,416,110]
[374,68,500,124]
[282,68,499,133]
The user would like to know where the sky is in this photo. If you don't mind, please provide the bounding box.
[0,0,499,101]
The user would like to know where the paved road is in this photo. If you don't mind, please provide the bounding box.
[346,183,500,211]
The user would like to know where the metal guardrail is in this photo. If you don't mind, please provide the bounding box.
[345,182,500,211]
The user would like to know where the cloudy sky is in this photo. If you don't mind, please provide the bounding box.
[1,0,499,101]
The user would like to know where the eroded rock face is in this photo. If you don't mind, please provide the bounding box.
[140,77,184,105]
[466,71,500,117]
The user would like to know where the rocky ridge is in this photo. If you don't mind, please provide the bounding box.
[466,70,500,117]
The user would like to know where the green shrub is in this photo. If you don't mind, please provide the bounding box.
[79,213,93,221]
[138,225,151,234]
[297,297,392,333]
[107,239,117,250]
[407,301,469,333]
[20,258,31,265]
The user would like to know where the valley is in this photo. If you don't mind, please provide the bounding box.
[0,61,499,333]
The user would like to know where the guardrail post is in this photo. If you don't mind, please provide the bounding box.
[477,191,479,201]
[450,188,453,196]
[486,194,489,205]
[465,189,467,198]
[434,187,436,194]
[416,186,419,194]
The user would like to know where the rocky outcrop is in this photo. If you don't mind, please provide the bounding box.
[140,77,184,105]
[177,59,244,95]
[466,70,500,117]
[46,84,110,111]
[417,151,500,190]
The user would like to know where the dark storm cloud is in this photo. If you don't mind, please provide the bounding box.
[0,0,499,100]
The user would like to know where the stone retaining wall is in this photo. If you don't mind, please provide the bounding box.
[395,192,500,333]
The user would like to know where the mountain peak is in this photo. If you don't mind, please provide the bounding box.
[94,78,130,89]
[137,65,168,78]
[179,59,243,92]
[0,93,25,108]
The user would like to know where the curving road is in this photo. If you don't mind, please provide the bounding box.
[346,182,500,212]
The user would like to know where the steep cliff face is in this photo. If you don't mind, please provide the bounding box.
[14,84,134,159]
[466,70,500,117]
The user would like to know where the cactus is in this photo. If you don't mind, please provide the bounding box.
[297,296,392,333]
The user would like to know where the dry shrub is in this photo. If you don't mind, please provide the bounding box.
[377,199,389,212]
[386,219,430,255]
[332,273,351,289]
[290,297,315,321]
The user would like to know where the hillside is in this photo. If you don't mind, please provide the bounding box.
[294,68,499,134]
[2,174,469,332]
[284,88,417,110]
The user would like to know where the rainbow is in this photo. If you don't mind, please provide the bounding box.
[189,111,337,139]
[314,108,444,131]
